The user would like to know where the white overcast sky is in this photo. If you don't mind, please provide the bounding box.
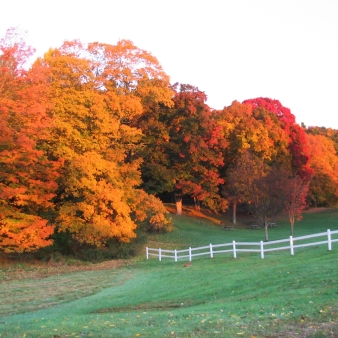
[1,0,338,128]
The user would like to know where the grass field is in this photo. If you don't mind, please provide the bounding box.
[0,207,338,337]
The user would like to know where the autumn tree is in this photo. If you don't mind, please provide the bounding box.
[305,133,338,206]
[86,39,174,115]
[0,28,60,252]
[31,39,172,247]
[223,98,313,229]
[136,84,228,215]
[227,152,289,241]
[306,126,338,153]
[217,101,290,223]
[243,98,313,180]
[217,101,290,165]
[135,99,177,197]
[284,176,309,236]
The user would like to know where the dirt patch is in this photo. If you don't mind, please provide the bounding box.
[0,258,127,282]
[165,204,338,229]
[164,203,227,225]
[303,207,337,214]
[273,321,338,338]
[94,300,202,313]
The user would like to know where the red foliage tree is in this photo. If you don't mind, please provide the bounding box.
[136,84,228,214]
[171,84,227,213]
[243,98,313,180]
[0,28,60,253]
[284,176,309,237]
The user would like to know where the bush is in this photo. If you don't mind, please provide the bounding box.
[131,191,173,233]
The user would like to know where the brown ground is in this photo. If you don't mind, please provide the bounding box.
[0,257,127,281]
[303,207,336,213]
[166,203,336,223]
[165,203,226,224]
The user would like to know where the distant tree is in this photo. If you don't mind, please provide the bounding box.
[243,98,313,180]
[218,101,291,224]
[228,152,289,241]
[305,134,338,206]
[306,126,338,153]
[284,176,309,237]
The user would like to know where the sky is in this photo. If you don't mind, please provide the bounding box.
[1,0,338,128]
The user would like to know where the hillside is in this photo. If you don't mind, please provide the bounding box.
[0,208,338,337]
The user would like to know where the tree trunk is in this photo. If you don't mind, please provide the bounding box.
[194,197,200,211]
[290,215,294,237]
[232,202,237,224]
[264,219,269,242]
[175,193,182,215]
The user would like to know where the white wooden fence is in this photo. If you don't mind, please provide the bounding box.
[146,229,338,262]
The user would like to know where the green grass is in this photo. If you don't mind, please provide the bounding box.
[0,208,338,337]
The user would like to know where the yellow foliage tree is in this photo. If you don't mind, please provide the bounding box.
[306,134,338,206]
[32,39,172,247]
[218,101,290,165]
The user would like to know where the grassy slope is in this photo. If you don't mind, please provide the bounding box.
[0,207,338,338]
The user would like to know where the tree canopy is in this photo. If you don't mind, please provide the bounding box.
[1,27,337,253]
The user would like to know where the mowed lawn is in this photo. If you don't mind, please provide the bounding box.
[0,207,338,337]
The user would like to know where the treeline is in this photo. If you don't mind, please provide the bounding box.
[1,28,337,256]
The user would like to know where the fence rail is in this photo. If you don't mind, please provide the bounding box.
[146,229,338,262]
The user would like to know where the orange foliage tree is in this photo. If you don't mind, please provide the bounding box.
[0,28,60,252]
[306,133,338,206]
[31,39,172,247]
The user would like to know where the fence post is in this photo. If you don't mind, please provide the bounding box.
[233,240,237,258]
[260,241,264,259]
[290,236,294,256]
[210,243,213,258]
[146,247,149,260]
[189,247,192,261]
[159,248,162,261]
[328,229,332,251]
[174,249,177,262]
